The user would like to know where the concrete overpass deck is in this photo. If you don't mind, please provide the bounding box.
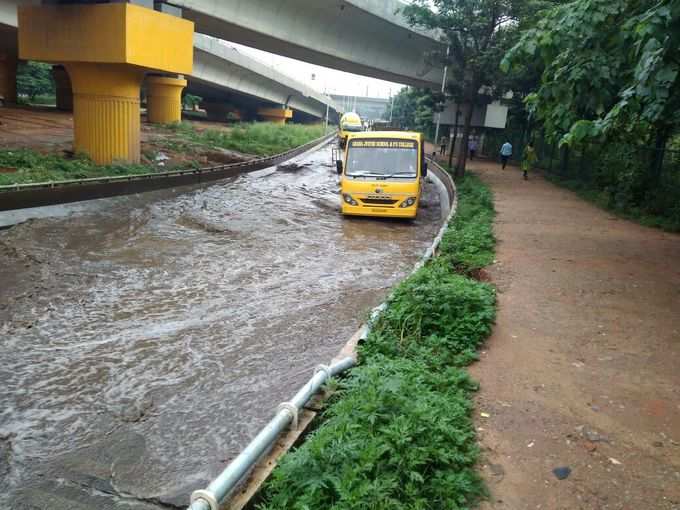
[167,0,444,87]
[192,35,339,121]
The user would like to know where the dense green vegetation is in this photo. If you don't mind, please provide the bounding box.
[0,122,328,185]
[161,122,328,157]
[16,61,54,101]
[499,0,680,229]
[386,87,437,138]
[258,175,496,510]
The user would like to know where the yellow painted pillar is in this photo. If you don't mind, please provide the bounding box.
[146,75,186,124]
[0,51,17,104]
[66,63,145,164]
[258,107,293,125]
[51,65,73,111]
[18,3,193,164]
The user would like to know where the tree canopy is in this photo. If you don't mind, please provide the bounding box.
[386,87,436,134]
[16,61,54,101]
[503,0,680,145]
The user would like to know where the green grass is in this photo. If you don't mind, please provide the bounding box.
[0,149,149,186]
[160,121,328,157]
[258,174,496,510]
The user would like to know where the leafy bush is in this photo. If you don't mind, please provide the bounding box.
[262,360,483,510]
[258,175,496,510]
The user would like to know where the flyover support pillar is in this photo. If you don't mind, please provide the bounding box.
[18,2,193,164]
[66,63,145,163]
[51,65,73,111]
[258,107,293,125]
[146,75,186,124]
[0,50,17,104]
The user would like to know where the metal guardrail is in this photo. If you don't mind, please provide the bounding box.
[0,133,336,211]
[188,357,356,510]
[185,157,457,510]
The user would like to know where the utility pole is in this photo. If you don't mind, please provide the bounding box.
[433,45,450,149]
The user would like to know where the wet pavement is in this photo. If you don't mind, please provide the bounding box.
[0,142,445,509]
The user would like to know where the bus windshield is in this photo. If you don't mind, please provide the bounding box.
[346,139,418,178]
[342,124,363,132]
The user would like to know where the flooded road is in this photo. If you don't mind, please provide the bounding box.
[0,142,444,508]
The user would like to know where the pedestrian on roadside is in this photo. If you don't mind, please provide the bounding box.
[468,137,478,160]
[522,142,537,180]
[439,136,447,155]
[500,140,513,169]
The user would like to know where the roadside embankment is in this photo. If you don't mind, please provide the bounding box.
[0,120,328,186]
[256,174,497,509]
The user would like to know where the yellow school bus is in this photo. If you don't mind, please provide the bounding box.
[336,131,427,219]
[338,112,363,148]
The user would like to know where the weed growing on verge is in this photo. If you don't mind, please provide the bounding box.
[258,174,496,510]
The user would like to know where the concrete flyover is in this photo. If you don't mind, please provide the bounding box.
[192,34,339,122]
[166,0,444,87]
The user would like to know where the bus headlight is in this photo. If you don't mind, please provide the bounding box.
[342,193,358,206]
[400,197,417,208]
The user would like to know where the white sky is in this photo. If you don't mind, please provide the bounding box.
[231,42,406,99]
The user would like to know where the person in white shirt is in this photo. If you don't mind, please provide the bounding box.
[500,141,513,169]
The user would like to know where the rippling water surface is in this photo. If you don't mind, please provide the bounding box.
[0,142,443,508]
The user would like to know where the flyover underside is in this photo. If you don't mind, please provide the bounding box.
[171,0,442,87]
[192,49,328,119]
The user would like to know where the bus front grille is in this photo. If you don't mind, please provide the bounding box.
[360,198,398,206]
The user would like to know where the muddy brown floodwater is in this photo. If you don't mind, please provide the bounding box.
[0,142,444,509]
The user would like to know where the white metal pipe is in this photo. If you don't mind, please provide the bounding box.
[188,356,355,510]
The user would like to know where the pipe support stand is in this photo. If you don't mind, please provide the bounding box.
[276,402,299,430]
[191,490,219,510]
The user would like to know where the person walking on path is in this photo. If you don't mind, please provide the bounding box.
[469,137,478,160]
[439,136,447,155]
[500,140,513,169]
[522,142,537,180]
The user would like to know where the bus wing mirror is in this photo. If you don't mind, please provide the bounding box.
[422,161,428,177]
[336,160,343,175]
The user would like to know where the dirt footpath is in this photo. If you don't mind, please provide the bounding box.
[469,161,680,510]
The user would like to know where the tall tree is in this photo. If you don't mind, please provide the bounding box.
[403,0,524,176]
[16,61,54,101]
